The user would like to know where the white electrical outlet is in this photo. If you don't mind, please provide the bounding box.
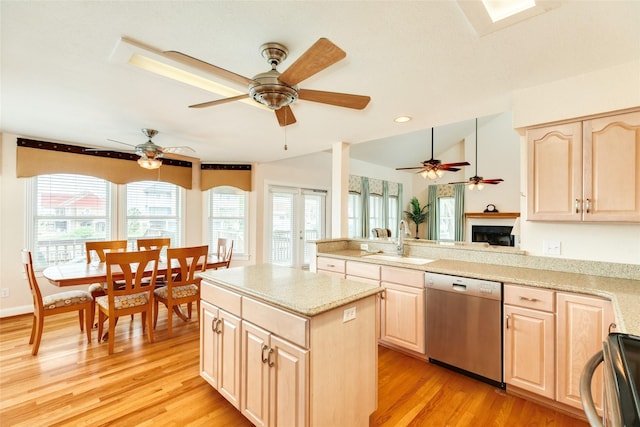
[1,288,9,298]
[360,243,369,251]
[543,240,561,255]
[343,306,356,322]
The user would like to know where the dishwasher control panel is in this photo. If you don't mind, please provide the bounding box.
[425,272,502,301]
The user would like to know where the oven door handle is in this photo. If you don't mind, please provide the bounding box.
[580,350,604,427]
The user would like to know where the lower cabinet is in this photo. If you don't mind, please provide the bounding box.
[201,302,242,408]
[379,266,425,354]
[556,292,614,412]
[241,321,309,427]
[504,300,556,398]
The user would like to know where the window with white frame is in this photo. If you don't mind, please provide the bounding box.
[369,194,384,232]
[125,181,182,249]
[347,192,362,238]
[388,195,399,234]
[438,197,455,241]
[208,186,248,257]
[30,174,113,269]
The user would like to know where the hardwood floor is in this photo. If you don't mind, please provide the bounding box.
[0,311,588,426]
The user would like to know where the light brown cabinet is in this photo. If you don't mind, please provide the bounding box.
[527,110,640,222]
[316,256,345,278]
[556,292,614,412]
[504,284,556,399]
[200,289,242,408]
[379,266,425,354]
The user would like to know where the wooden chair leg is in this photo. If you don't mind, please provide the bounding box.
[146,309,154,343]
[84,308,92,343]
[29,315,37,345]
[167,303,173,338]
[78,310,84,332]
[31,315,44,356]
[153,299,159,329]
[107,315,116,355]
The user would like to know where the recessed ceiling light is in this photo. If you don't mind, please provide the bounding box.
[394,116,412,123]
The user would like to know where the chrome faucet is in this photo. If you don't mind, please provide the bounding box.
[397,220,410,256]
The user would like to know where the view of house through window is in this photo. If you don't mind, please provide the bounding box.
[30,175,185,270]
[208,186,248,257]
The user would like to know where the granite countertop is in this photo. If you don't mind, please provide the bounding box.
[319,250,640,335]
[199,264,381,317]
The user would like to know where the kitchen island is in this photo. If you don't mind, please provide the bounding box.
[198,264,380,427]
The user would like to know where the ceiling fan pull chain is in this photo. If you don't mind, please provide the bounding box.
[283,109,288,151]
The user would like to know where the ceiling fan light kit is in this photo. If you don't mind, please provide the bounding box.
[137,154,162,170]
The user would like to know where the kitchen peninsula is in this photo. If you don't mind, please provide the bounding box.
[198,264,380,427]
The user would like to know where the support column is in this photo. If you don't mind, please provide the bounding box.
[331,142,350,238]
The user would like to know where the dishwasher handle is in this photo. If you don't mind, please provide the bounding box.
[580,350,604,427]
[452,283,467,292]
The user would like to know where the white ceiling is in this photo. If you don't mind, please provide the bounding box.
[2,1,639,169]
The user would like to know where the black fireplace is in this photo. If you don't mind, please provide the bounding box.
[472,225,514,247]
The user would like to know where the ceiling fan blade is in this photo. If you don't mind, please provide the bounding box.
[189,94,250,109]
[481,179,504,184]
[298,89,371,110]
[442,161,471,168]
[163,50,255,87]
[279,38,346,86]
[448,181,469,185]
[162,146,196,154]
[275,106,297,127]
[107,139,136,148]
[395,166,426,171]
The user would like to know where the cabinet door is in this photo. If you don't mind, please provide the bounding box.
[504,305,555,399]
[380,282,425,353]
[241,321,271,427]
[556,293,614,411]
[583,110,640,221]
[200,301,219,388]
[217,310,241,409]
[269,335,309,427]
[527,122,583,221]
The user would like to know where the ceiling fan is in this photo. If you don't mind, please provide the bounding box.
[88,128,195,170]
[449,118,503,189]
[396,128,470,179]
[164,38,371,127]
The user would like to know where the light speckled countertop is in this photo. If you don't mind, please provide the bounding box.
[199,264,381,317]
[319,250,640,335]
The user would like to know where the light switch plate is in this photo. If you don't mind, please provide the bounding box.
[543,240,561,255]
[360,243,369,251]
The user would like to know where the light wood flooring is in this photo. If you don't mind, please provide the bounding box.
[0,311,588,426]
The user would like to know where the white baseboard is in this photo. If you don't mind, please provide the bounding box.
[0,305,33,318]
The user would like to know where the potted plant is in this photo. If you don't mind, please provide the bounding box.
[404,197,428,239]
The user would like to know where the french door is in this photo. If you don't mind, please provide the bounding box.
[268,186,326,268]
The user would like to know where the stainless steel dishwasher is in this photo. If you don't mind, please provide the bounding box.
[425,272,504,388]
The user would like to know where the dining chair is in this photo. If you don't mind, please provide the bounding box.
[153,245,208,337]
[215,238,234,269]
[85,240,128,326]
[21,249,92,355]
[96,249,160,354]
[137,237,171,284]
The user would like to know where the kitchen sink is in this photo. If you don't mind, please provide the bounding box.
[364,254,435,265]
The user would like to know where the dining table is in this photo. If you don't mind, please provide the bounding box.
[42,255,229,327]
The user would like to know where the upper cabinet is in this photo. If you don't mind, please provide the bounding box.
[527,110,640,222]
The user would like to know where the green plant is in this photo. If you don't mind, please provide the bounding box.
[403,197,428,238]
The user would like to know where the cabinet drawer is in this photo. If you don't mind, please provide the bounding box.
[201,280,242,317]
[381,266,424,288]
[346,261,380,280]
[243,297,309,348]
[345,275,380,286]
[316,257,346,274]
[504,284,555,312]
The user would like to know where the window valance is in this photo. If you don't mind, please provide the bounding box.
[16,138,193,189]
[200,164,252,192]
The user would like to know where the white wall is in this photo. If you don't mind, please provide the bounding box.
[513,60,640,264]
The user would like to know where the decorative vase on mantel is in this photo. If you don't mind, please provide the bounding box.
[403,197,428,239]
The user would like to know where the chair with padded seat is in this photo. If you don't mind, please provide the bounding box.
[153,245,208,337]
[214,238,233,269]
[137,237,171,286]
[96,249,160,354]
[21,249,92,355]
[372,228,392,238]
[85,240,128,326]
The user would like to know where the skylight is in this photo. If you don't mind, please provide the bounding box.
[481,0,536,23]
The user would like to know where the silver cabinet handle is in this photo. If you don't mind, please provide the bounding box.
[215,319,223,334]
[327,264,335,268]
[519,296,539,302]
[212,317,218,332]
[585,198,591,213]
[575,199,581,213]
[267,348,275,367]
[580,350,604,427]
[608,322,617,334]
[505,314,510,329]
[261,344,269,364]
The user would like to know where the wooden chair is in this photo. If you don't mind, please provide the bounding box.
[137,237,171,285]
[96,249,160,354]
[21,249,92,355]
[153,245,208,337]
[85,240,128,325]
[215,238,234,269]
[372,228,392,238]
